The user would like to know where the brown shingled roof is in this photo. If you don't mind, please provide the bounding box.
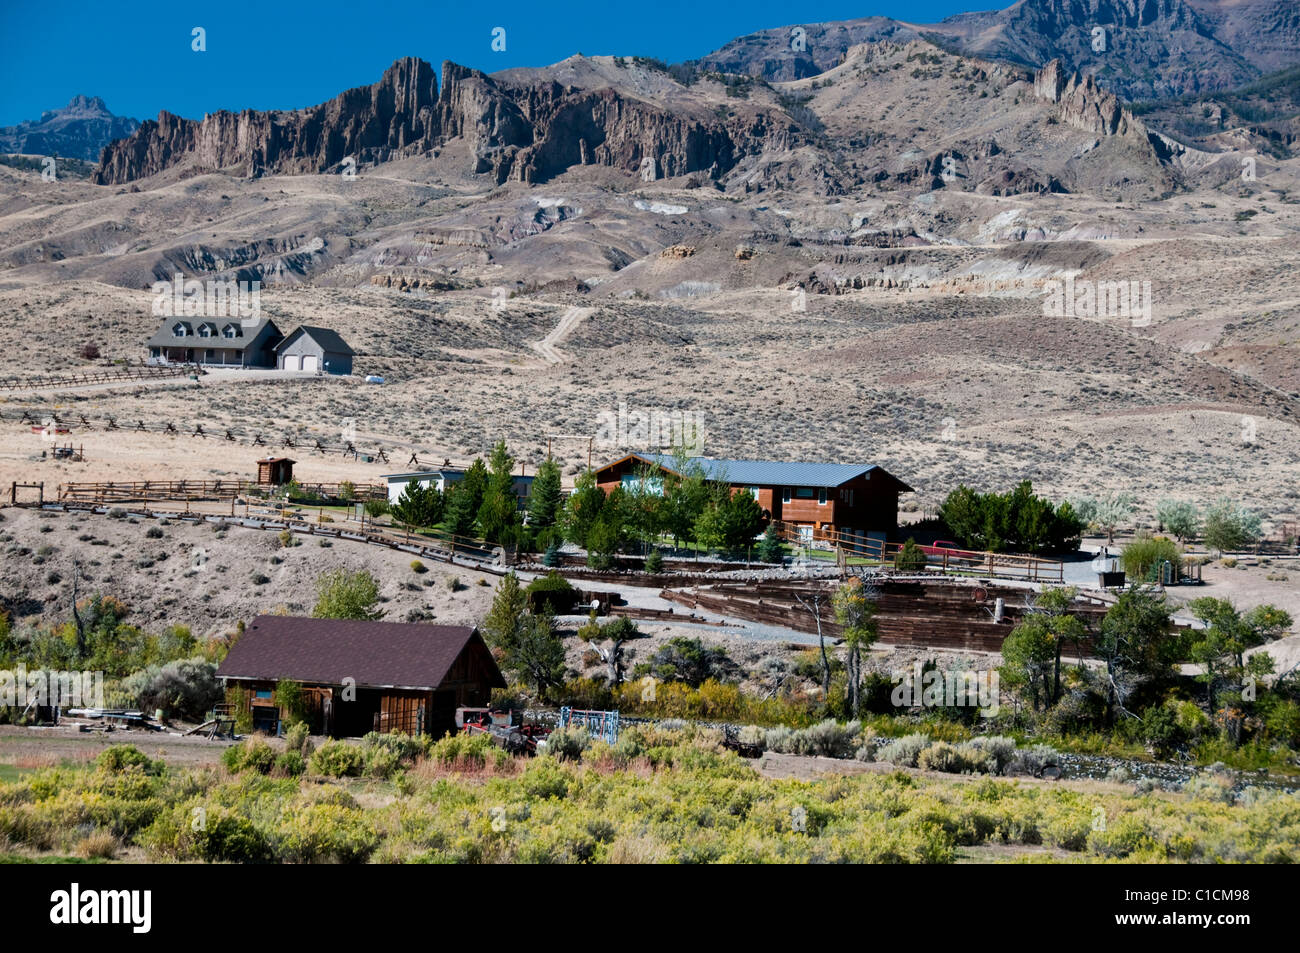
[217,615,504,691]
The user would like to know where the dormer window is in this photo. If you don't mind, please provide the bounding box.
[222,323,242,339]
[198,322,216,338]
[172,322,191,337]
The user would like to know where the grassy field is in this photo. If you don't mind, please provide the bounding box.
[1,726,1296,864]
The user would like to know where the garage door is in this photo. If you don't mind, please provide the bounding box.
[303,355,319,372]
[284,355,300,371]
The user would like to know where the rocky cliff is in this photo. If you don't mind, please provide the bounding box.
[94,58,441,184]
[694,0,1300,101]
[1033,59,1142,138]
[94,57,804,187]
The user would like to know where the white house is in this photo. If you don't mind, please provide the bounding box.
[381,468,535,507]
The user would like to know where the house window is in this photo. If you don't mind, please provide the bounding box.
[198,324,213,338]
[818,488,827,505]
[254,690,272,700]
[781,487,791,504]
[172,323,187,337]
[222,324,240,339]
[795,487,815,499]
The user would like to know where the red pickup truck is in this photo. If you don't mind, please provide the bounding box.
[918,540,960,556]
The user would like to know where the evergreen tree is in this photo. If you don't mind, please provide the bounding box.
[390,478,443,528]
[562,470,606,548]
[528,456,563,528]
[755,524,784,563]
[717,489,764,552]
[482,574,566,699]
[478,440,521,543]
[445,458,487,537]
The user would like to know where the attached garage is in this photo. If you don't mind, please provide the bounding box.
[275,325,355,375]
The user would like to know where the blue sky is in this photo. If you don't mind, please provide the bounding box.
[0,1,986,126]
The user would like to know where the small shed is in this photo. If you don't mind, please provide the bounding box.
[216,615,506,737]
[256,457,295,485]
[276,325,355,375]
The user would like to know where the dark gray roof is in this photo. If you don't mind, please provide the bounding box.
[276,325,355,355]
[217,615,504,691]
[612,453,913,492]
[145,316,279,351]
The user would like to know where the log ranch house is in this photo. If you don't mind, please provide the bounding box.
[146,320,354,374]
[216,615,505,737]
[593,453,913,546]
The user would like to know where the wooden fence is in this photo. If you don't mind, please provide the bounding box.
[58,480,387,504]
[0,363,199,392]
[51,500,508,569]
[771,521,1065,583]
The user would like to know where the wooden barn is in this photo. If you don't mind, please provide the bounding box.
[216,615,505,738]
[593,453,913,542]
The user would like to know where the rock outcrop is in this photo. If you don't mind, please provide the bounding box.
[94,58,441,184]
[94,56,805,188]
[1033,60,1142,138]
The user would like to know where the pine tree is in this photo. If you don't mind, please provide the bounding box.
[478,440,520,543]
[446,458,487,537]
[528,456,563,528]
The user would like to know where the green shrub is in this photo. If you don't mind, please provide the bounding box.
[410,559,427,573]
[366,747,400,779]
[363,731,427,762]
[309,741,366,777]
[143,804,272,863]
[917,741,989,774]
[877,733,931,767]
[644,548,664,573]
[1122,534,1181,581]
[544,727,591,762]
[427,732,507,771]
[276,803,379,863]
[525,572,579,614]
[894,538,928,572]
[1010,744,1060,777]
[222,739,276,775]
[95,745,163,776]
[274,752,306,777]
[283,721,314,757]
[122,657,222,721]
[967,736,1018,774]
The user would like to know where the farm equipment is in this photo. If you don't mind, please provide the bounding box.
[556,707,621,744]
[456,707,551,755]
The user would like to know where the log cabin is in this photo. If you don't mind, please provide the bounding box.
[216,615,505,738]
[592,453,913,543]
